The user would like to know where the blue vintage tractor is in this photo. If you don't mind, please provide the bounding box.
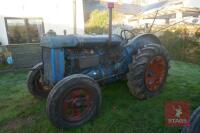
[27,5,170,129]
[27,32,170,129]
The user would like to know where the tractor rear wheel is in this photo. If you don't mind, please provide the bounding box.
[47,74,101,129]
[127,44,170,100]
[27,63,51,99]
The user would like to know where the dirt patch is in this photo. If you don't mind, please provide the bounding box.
[0,104,9,110]
[3,116,34,130]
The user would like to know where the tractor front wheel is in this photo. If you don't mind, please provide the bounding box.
[27,63,51,99]
[47,74,101,129]
[127,44,170,100]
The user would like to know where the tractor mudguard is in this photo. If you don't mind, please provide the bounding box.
[30,62,43,71]
[127,33,162,55]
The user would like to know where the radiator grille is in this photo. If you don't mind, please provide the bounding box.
[42,47,53,85]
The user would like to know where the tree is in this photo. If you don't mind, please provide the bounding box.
[85,10,109,34]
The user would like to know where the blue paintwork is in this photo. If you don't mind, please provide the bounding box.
[41,34,122,48]
[50,48,65,83]
[42,33,161,85]
[58,49,65,80]
[50,49,56,82]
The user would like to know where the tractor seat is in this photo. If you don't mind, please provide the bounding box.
[40,34,122,48]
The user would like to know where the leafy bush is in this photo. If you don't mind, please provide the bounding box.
[159,28,200,64]
[195,27,200,39]
[85,10,120,34]
[85,10,108,34]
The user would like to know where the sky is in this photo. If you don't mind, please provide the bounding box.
[0,0,199,16]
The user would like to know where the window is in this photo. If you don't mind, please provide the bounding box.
[6,18,28,44]
[5,18,45,44]
[27,19,44,43]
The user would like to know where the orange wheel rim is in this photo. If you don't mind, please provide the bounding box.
[145,56,166,92]
[62,88,92,122]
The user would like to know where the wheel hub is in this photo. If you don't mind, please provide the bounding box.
[145,56,166,92]
[62,88,92,122]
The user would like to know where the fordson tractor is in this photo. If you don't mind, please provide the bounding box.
[27,3,170,129]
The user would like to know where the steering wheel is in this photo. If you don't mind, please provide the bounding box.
[120,29,136,41]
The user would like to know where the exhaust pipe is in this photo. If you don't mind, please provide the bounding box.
[108,2,114,45]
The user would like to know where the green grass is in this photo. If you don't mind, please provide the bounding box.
[1,61,200,133]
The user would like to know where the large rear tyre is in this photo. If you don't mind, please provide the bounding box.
[182,106,200,133]
[27,63,51,99]
[127,44,170,100]
[47,74,102,129]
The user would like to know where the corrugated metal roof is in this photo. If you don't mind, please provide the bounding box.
[142,1,168,12]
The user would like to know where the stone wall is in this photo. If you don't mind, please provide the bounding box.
[7,44,42,68]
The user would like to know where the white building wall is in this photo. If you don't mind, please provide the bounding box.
[0,17,8,45]
[184,0,200,8]
[0,0,84,45]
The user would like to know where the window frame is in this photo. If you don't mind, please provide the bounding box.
[4,17,45,44]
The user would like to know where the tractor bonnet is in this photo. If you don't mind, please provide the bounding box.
[40,34,122,48]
